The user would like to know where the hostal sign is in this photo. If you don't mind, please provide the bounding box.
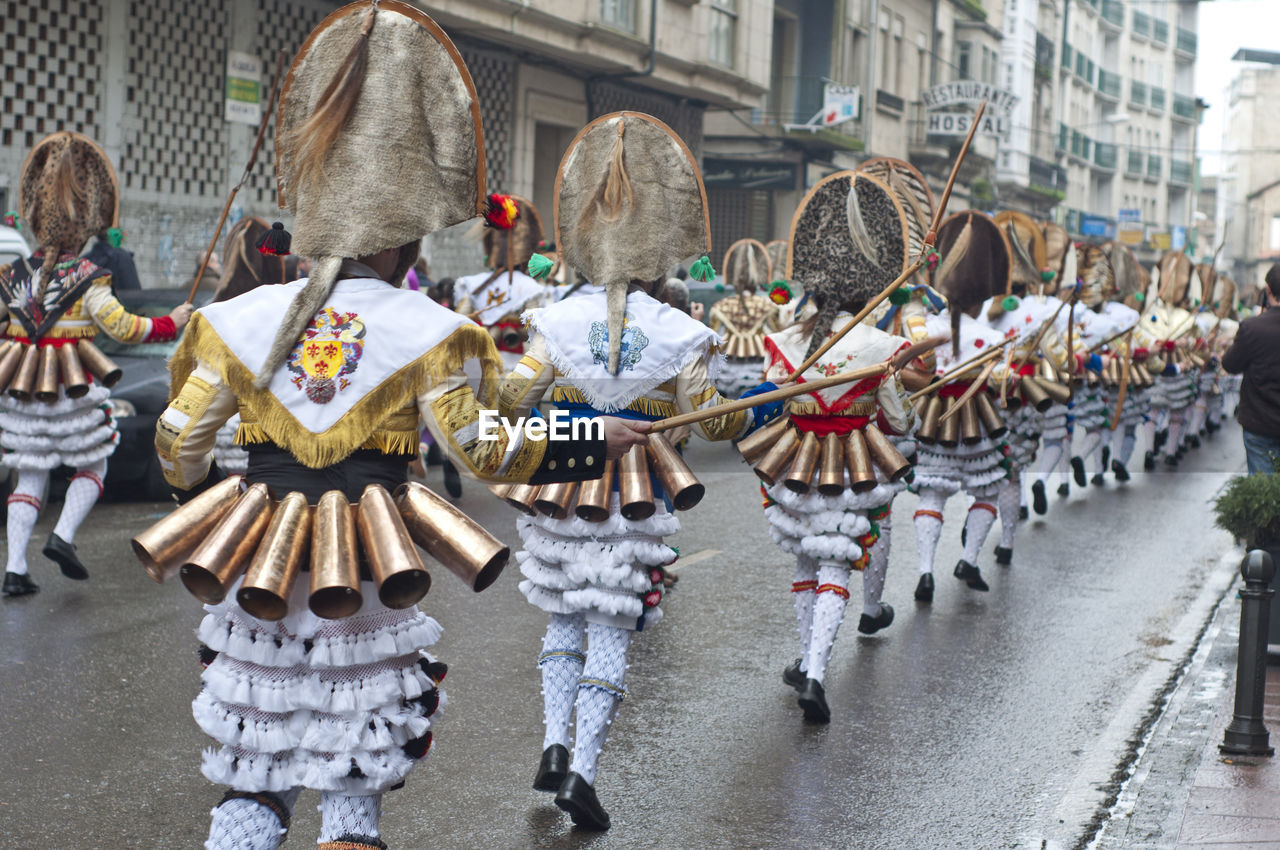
[921,82,1017,139]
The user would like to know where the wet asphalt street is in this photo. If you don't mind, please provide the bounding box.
[0,431,1243,849]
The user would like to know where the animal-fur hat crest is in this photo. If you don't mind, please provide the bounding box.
[19,131,119,264]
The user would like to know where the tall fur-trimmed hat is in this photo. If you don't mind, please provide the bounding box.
[1192,262,1216,309]
[993,211,1047,298]
[18,131,119,277]
[1157,250,1193,307]
[555,111,710,374]
[213,216,300,302]
[721,238,771,294]
[857,157,934,278]
[935,211,1010,354]
[482,193,545,272]
[1104,240,1144,311]
[258,0,485,388]
[1041,221,1071,296]
[765,239,788,276]
[1077,243,1116,308]
[1214,275,1238,319]
[786,171,910,359]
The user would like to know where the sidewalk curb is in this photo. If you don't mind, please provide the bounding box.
[1086,550,1245,849]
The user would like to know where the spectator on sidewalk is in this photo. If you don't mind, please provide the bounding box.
[1223,263,1280,473]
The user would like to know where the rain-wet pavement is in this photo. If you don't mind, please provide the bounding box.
[0,431,1244,849]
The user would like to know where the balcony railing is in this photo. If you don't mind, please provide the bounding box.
[1098,69,1121,100]
[1176,27,1196,57]
[1030,156,1067,193]
[1149,86,1166,112]
[1094,142,1118,170]
[1152,19,1168,45]
[1146,154,1162,180]
[1133,10,1151,39]
[1126,150,1144,176]
[1101,0,1124,28]
[1173,93,1197,121]
[1062,43,1073,69]
[1130,80,1147,108]
[1058,122,1069,152]
[1170,159,1193,186]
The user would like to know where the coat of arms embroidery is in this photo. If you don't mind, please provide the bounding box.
[589,313,649,371]
[288,307,366,404]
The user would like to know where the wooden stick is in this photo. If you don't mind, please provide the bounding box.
[780,101,987,384]
[1110,329,1134,431]
[782,257,925,382]
[648,363,888,433]
[1087,323,1139,354]
[937,359,999,423]
[187,50,287,304]
[906,336,1013,402]
[1011,291,1074,375]
[924,100,986,247]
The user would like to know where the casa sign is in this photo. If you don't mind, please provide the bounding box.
[921,82,1017,139]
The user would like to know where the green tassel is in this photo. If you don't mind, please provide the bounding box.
[1002,295,1020,312]
[527,252,554,280]
[714,283,725,292]
[689,255,716,283]
[889,287,911,306]
[1134,291,1145,302]
[1,211,19,230]
[1040,269,1055,283]
[106,227,123,248]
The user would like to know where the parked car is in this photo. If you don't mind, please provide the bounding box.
[0,225,30,267]
[98,288,209,501]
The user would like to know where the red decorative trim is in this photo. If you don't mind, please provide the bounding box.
[146,314,177,342]
[790,414,871,436]
[71,470,105,496]
[816,583,850,599]
[791,580,818,593]
[762,337,899,414]
[7,493,41,511]
[914,509,943,522]
[969,501,997,516]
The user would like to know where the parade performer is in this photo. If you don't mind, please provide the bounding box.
[1187,266,1232,445]
[911,212,1012,601]
[706,238,779,396]
[453,193,549,369]
[1206,277,1241,429]
[144,6,643,847]
[209,216,300,476]
[0,131,191,597]
[981,211,1069,562]
[1138,250,1198,468]
[499,111,766,830]
[749,171,922,722]
[1063,245,1121,488]
[1029,222,1073,513]
[1097,241,1149,482]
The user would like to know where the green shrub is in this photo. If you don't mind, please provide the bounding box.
[1213,472,1280,549]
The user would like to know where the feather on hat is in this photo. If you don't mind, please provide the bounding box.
[857,157,934,280]
[554,111,710,374]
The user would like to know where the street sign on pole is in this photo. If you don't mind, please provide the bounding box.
[225,51,261,125]
[822,84,861,127]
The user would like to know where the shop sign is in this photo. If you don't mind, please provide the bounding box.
[225,51,261,124]
[702,158,799,191]
[921,81,1017,139]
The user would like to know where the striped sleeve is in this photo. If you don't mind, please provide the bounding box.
[156,360,239,490]
[81,278,155,343]
[675,354,751,442]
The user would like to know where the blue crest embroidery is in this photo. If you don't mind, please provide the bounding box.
[589,314,649,371]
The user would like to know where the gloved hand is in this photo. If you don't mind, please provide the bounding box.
[739,382,782,432]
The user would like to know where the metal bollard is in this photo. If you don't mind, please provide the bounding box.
[1221,550,1277,756]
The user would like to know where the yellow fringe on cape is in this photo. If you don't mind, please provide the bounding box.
[169,313,501,469]
[550,385,676,418]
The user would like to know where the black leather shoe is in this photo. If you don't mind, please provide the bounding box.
[1057,483,1070,497]
[2,571,38,597]
[1101,445,1110,471]
[1018,505,1029,521]
[533,744,569,793]
[1188,435,1201,450]
[442,460,463,499]
[1164,454,1179,468]
[857,603,894,635]
[1031,480,1047,515]
[994,546,1013,566]
[782,658,805,691]
[1144,451,1156,471]
[797,678,830,723]
[914,573,934,603]
[42,533,87,580]
[555,771,610,830]
[1090,473,1105,487]
[1154,429,1168,452]
[1071,457,1086,487]
[954,560,989,591]
[1112,460,1130,482]
[1175,446,1186,460]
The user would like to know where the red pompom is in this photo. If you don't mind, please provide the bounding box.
[643,589,662,608]
[484,194,520,230]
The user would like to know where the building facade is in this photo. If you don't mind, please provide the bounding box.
[1216,61,1280,289]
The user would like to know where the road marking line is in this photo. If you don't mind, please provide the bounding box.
[670,549,720,571]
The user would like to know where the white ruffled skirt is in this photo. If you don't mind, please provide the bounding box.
[195,577,444,795]
[763,471,903,565]
[1069,388,1109,432]
[1004,405,1042,470]
[0,384,117,470]
[1103,386,1150,429]
[1040,402,1069,441]
[714,356,768,399]
[913,436,1007,497]
[1151,373,1196,411]
[517,494,676,631]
